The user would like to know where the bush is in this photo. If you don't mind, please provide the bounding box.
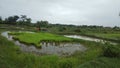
[58,58,77,68]
[102,42,120,57]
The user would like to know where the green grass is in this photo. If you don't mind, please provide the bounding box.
[9,32,73,47]
[0,30,106,68]
[0,34,74,68]
[81,33,120,43]
[89,33,120,40]
[1,34,119,68]
[78,57,120,68]
[0,28,120,68]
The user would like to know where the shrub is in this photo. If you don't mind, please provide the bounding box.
[102,42,120,57]
[58,58,77,68]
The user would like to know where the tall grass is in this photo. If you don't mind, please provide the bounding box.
[0,30,120,68]
[82,33,120,43]
[102,42,120,57]
[0,32,104,68]
[78,57,120,68]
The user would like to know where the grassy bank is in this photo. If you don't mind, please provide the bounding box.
[87,33,120,40]
[82,33,120,43]
[49,31,120,43]
[59,32,120,43]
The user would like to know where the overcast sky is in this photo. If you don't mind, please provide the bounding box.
[0,0,120,26]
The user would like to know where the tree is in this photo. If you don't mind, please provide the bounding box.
[36,20,49,28]
[21,15,27,22]
[36,21,41,28]
[4,15,19,24]
[113,26,120,31]
[25,18,31,26]
[13,15,19,22]
[0,16,2,24]
[40,21,49,27]
[59,27,67,32]
[17,15,32,26]
[74,29,81,32]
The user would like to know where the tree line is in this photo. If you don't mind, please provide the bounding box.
[0,15,30,25]
[0,15,120,32]
[0,15,49,27]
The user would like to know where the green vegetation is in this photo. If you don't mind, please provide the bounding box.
[0,22,120,68]
[9,32,73,47]
[83,33,120,42]
[102,42,120,57]
[78,57,120,68]
[1,32,120,68]
[0,31,103,68]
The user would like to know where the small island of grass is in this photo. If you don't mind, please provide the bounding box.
[9,32,73,47]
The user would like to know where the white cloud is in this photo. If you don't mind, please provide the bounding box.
[0,0,120,26]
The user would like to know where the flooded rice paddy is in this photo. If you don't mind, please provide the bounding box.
[1,31,87,56]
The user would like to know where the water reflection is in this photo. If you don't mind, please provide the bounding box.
[1,31,87,56]
[64,35,117,45]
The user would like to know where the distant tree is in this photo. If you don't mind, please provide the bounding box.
[81,25,88,28]
[36,20,49,28]
[113,26,120,31]
[13,15,19,21]
[40,21,49,27]
[0,16,2,24]
[35,21,41,31]
[36,21,41,28]
[59,27,67,32]
[17,15,32,26]
[21,15,27,22]
[74,29,81,32]
[4,15,19,24]
[7,16,13,24]
[13,15,19,25]
[25,18,31,26]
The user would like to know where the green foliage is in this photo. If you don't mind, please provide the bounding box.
[0,34,99,68]
[1,15,33,26]
[59,27,67,32]
[0,16,2,24]
[74,29,81,32]
[102,42,120,57]
[9,32,73,47]
[36,20,49,28]
[0,24,120,68]
[4,15,19,24]
[58,58,77,68]
[86,33,120,41]
[78,57,120,68]
[0,30,106,68]
[17,15,32,26]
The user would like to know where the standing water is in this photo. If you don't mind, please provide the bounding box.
[64,35,117,45]
[1,31,87,56]
[64,35,102,42]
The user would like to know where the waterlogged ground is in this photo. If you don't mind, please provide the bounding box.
[16,42,86,56]
[86,33,120,40]
[64,35,117,45]
[1,31,86,56]
[64,35,101,42]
